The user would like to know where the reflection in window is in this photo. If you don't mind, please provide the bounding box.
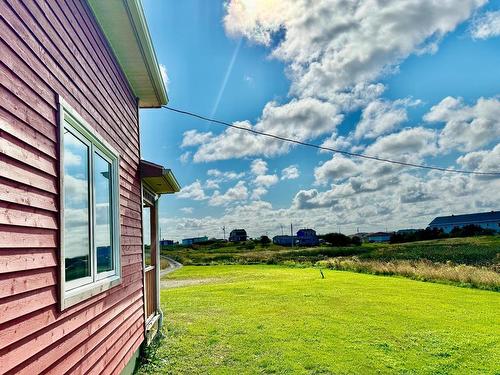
[143,206,152,266]
[64,130,91,282]
[95,153,113,273]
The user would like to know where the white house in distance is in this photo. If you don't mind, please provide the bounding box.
[428,211,500,233]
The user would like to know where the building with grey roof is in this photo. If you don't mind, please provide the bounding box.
[428,211,500,233]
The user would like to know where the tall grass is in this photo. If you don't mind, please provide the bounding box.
[317,258,500,291]
[160,258,170,270]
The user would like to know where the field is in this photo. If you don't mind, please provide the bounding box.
[162,236,500,267]
[161,236,500,290]
[138,265,500,374]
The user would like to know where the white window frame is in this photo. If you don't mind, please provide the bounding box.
[59,96,121,310]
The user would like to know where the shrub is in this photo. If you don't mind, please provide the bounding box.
[351,236,362,246]
[317,258,500,291]
[450,224,495,237]
[260,235,271,245]
[322,233,352,246]
[390,228,446,243]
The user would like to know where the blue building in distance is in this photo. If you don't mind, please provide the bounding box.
[296,229,319,246]
[272,235,297,246]
[429,210,500,233]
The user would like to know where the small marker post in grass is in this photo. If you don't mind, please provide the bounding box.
[320,268,325,279]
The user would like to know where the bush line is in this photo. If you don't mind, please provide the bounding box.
[315,258,500,292]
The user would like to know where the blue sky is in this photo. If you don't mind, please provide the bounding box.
[140,0,500,241]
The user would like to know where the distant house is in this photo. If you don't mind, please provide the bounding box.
[160,239,175,246]
[273,235,297,246]
[182,236,209,245]
[367,232,392,242]
[296,229,319,246]
[229,229,248,242]
[429,211,500,233]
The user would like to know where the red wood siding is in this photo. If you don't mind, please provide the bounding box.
[0,0,145,374]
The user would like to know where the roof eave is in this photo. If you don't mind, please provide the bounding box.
[124,0,168,107]
[87,0,168,108]
[140,159,181,195]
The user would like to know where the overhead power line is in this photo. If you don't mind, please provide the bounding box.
[163,106,500,177]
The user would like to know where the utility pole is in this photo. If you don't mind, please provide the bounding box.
[291,222,294,248]
[222,226,226,240]
[280,224,284,236]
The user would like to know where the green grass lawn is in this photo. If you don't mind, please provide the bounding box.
[138,265,500,374]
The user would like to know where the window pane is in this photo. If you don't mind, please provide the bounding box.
[64,130,91,282]
[95,153,114,273]
[143,206,152,266]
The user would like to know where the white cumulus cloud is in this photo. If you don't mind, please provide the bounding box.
[209,181,249,206]
[159,64,169,91]
[181,130,214,148]
[250,159,268,175]
[190,98,342,162]
[354,99,420,140]
[177,180,207,200]
[281,165,300,180]
[470,10,500,39]
[424,96,500,152]
[314,155,359,185]
[255,174,279,187]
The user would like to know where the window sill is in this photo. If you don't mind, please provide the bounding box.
[62,275,121,310]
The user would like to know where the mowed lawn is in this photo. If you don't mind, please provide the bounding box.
[141,266,500,374]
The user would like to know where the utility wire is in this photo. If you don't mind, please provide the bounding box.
[163,106,500,177]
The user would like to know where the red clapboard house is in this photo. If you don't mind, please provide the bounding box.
[0,0,180,373]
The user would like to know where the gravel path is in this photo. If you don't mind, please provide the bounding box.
[160,256,183,277]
